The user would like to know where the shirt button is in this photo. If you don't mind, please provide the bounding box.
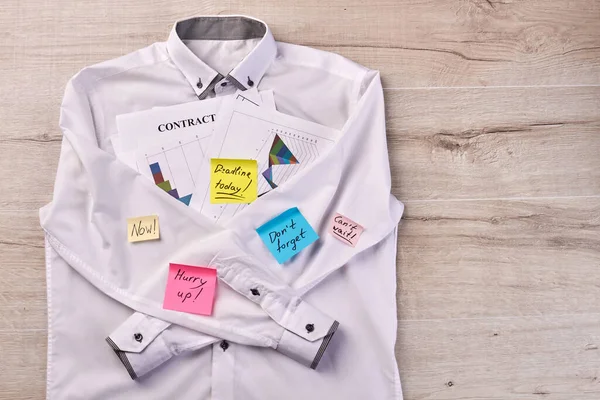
[220,340,229,351]
[134,333,143,342]
[305,324,315,333]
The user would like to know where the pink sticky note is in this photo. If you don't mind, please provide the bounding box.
[330,213,364,247]
[163,263,217,316]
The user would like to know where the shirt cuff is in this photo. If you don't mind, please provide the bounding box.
[106,334,172,380]
[275,300,340,369]
[217,255,339,341]
[216,254,341,367]
[105,312,219,379]
[277,320,339,369]
[105,312,171,379]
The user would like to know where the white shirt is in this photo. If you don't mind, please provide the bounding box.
[40,15,404,400]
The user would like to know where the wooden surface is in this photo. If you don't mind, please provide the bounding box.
[0,0,599,398]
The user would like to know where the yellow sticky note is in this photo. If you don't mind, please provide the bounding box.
[210,158,258,204]
[127,215,160,243]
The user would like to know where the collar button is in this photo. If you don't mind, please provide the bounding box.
[305,324,315,333]
[133,333,143,343]
[196,78,203,89]
[247,76,254,87]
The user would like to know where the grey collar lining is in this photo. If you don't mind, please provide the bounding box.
[176,16,266,41]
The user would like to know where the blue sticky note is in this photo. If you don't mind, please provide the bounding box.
[256,207,319,264]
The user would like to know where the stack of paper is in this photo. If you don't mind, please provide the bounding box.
[112,87,339,222]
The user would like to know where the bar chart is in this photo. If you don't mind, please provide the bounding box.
[148,159,193,206]
[141,133,211,207]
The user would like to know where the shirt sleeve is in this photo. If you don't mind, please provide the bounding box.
[105,312,220,379]
[106,309,340,379]
[40,76,340,374]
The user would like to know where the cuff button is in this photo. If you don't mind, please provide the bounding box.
[133,333,143,343]
[305,324,315,333]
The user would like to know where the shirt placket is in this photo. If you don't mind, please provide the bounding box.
[214,77,237,97]
[211,340,236,400]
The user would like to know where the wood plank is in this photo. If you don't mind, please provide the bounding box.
[398,197,600,320]
[321,45,600,89]
[225,0,600,87]
[0,0,216,87]
[386,86,600,200]
[0,1,216,116]
[0,1,598,94]
[0,212,46,331]
[3,314,599,399]
[1,86,597,209]
[0,330,46,399]
[0,139,59,210]
[8,314,599,400]
[397,314,600,399]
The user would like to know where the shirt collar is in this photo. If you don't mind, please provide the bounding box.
[167,15,277,99]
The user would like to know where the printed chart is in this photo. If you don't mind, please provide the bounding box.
[131,90,274,207]
[143,134,210,206]
[256,130,315,196]
[230,126,325,220]
[193,104,338,223]
[261,134,300,189]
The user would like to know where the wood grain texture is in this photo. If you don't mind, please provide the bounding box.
[398,314,600,399]
[0,211,46,332]
[0,331,46,399]
[0,0,599,399]
[225,0,600,87]
[2,316,600,400]
[398,198,600,320]
[386,86,600,200]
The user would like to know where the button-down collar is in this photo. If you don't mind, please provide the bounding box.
[167,16,277,99]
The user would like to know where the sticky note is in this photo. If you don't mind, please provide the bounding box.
[256,207,319,264]
[330,213,364,247]
[210,158,258,203]
[127,215,160,243]
[163,263,217,316]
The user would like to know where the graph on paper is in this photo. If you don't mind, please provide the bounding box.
[256,130,318,196]
[112,87,273,175]
[138,133,212,206]
[126,89,275,206]
[262,134,300,189]
[149,161,192,205]
[191,99,340,222]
